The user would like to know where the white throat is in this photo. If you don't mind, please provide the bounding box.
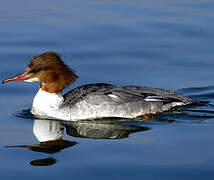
[31,89,64,119]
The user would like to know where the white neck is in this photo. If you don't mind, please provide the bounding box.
[31,89,64,119]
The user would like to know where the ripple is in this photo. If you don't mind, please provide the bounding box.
[178,85,214,97]
[14,104,36,120]
[157,86,214,124]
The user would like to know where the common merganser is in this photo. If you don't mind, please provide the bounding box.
[2,52,201,121]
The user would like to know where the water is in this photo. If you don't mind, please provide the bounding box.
[0,0,214,179]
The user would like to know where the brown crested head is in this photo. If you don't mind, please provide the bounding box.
[2,52,78,94]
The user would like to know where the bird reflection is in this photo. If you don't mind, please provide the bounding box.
[6,118,150,166]
[65,120,149,139]
[30,158,57,166]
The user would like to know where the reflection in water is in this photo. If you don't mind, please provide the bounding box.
[33,120,64,142]
[30,158,57,166]
[32,119,150,140]
[66,121,149,139]
[6,140,77,154]
[6,118,150,166]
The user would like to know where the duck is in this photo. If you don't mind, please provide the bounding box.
[2,52,202,121]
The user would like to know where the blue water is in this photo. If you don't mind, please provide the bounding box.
[0,0,214,179]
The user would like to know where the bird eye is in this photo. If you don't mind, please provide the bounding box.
[29,68,40,74]
[28,62,34,68]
